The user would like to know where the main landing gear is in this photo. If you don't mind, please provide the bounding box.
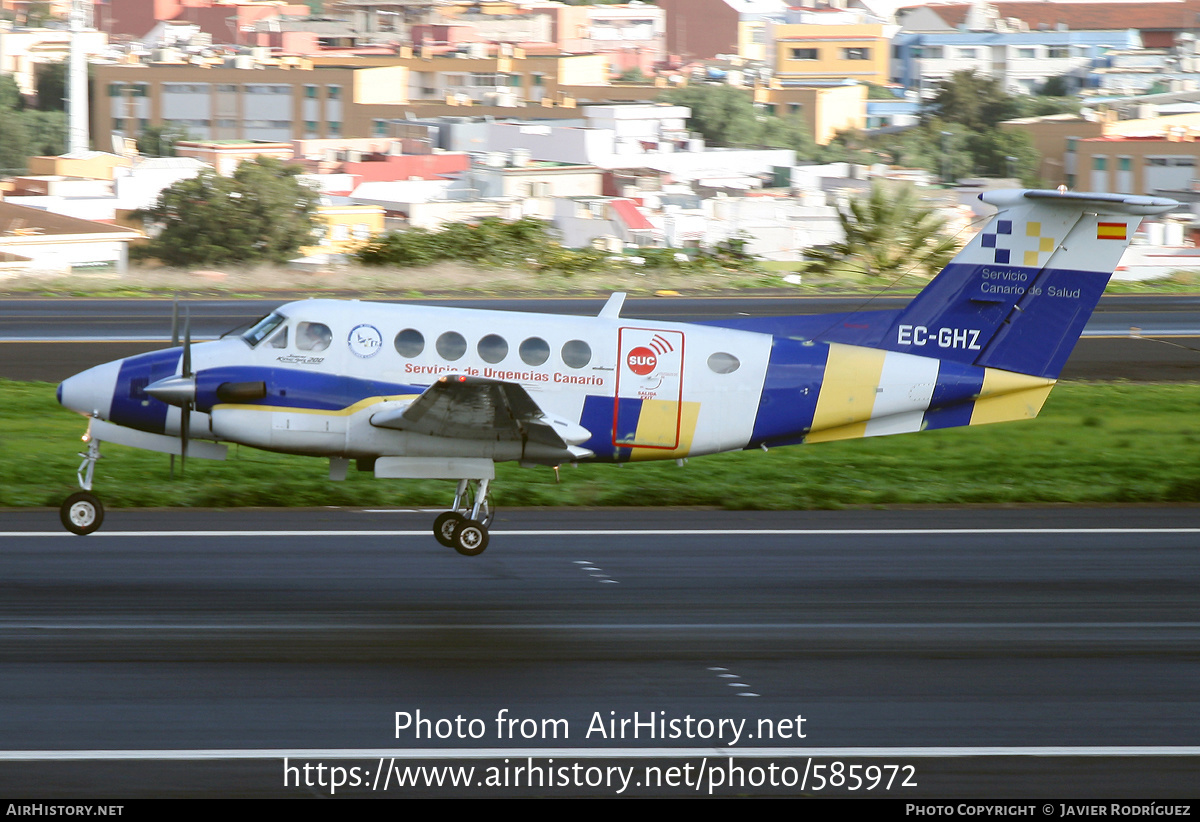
[60,434,104,535]
[433,478,494,556]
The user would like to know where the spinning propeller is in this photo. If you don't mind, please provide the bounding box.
[145,300,196,474]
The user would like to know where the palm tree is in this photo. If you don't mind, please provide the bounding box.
[804,182,960,280]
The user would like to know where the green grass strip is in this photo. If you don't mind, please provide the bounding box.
[5,379,1200,509]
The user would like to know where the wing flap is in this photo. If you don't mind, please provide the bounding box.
[369,374,593,459]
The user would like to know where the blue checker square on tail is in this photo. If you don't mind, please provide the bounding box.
[982,234,996,248]
[997,220,1012,234]
[994,249,1010,263]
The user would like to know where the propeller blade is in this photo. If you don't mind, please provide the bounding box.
[169,299,179,478]
[180,404,189,475]
[182,306,192,378]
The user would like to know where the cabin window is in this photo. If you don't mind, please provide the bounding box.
[437,331,467,361]
[561,339,592,368]
[708,352,740,374]
[478,334,508,364]
[519,337,549,366]
[296,322,332,352]
[394,328,424,358]
[241,312,285,347]
[268,328,288,349]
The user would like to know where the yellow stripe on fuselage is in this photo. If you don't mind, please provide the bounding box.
[212,394,420,416]
[969,369,1056,426]
[805,343,887,444]
[628,400,701,461]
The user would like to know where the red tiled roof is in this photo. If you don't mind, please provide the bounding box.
[611,198,653,231]
[901,1,1200,32]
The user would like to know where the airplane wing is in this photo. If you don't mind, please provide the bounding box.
[369,374,593,461]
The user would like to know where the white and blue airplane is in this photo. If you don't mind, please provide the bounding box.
[56,189,1176,555]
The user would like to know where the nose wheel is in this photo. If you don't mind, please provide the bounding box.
[432,478,494,556]
[61,491,104,535]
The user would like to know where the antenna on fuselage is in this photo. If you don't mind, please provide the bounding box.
[599,292,626,318]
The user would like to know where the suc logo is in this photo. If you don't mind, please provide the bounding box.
[626,346,657,375]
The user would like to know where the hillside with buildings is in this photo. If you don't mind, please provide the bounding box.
[0,0,1197,285]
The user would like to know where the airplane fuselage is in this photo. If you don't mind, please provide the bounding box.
[58,297,1055,467]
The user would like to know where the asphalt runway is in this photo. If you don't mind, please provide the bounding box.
[3,297,1199,797]
[2,295,1199,382]
[0,507,1197,798]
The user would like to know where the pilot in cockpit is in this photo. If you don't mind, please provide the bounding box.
[297,321,332,352]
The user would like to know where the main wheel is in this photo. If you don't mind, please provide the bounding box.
[60,491,104,535]
[433,511,464,547]
[453,519,489,556]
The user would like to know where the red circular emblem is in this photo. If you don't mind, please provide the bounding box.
[627,346,657,375]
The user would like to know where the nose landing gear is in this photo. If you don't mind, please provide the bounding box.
[60,431,104,535]
[432,478,494,556]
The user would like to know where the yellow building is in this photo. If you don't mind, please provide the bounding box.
[754,82,867,145]
[306,203,386,257]
[772,24,892,86]
[27,152,132,180]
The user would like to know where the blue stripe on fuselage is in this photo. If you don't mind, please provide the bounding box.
[748,337,828,448]
[701,309,902,347]
[109,348,182,434]
[580,394,624,462]
[922,360,986,431]
[193,366,422,413]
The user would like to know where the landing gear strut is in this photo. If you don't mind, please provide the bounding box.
[433,478,494,556]
[60,431,104,535]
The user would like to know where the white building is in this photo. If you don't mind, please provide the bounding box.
[485,104,795,180]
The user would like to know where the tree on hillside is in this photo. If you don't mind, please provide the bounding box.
[926,70,1021,131]
[1037,75,1071,97]
[660,84,764,147]
[660,84,847,162]
[803,182,959,280]
[34,62,65,111]
[135,157,319,266]
[136,123,192,157]
[0,115,31,172]
[0,74,23,112]
[21,109,66,156]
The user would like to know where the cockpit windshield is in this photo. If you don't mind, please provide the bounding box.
[241,312,286,348]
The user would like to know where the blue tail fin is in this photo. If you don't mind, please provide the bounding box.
[878,190,1177,379]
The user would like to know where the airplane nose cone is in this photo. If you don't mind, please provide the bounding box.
[58,360,121,418]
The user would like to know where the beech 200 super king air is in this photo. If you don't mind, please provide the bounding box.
[55,189,1176,555]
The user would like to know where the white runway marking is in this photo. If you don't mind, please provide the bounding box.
[0,746,1198,762]
[4,527,1200,538]
[2,621,1199,630]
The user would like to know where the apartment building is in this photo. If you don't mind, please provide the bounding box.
[656,0,788,61]
[773,23,894,86]
[1071,132,1200,196]
[93,51,596,144]
[1000,111,1200,189]
[891,29,1137,95]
